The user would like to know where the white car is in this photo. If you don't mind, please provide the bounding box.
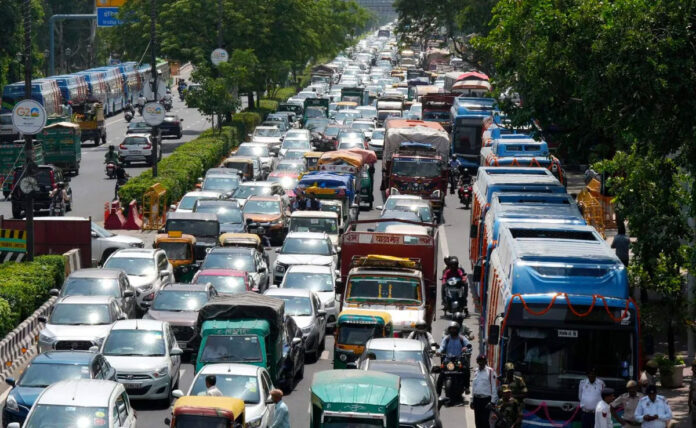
[362,337,432,372]
[175,364,276,428]
[8,379,136,428]
[101,319,182,403]
[38,296,125,353]
[279,138,312,157]
[174,191,222,213]
[236,143,274,172]
[103,248,174,313]
[273,232,337,284]
[90,221,144,265]
[288,211,340,247]
[368,128,385,157]
[251,126,283,147]
[379,194,434,223]
[280,265,339,329]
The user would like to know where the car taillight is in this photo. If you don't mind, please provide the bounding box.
[143,144,152,149]
[119,144,127,150]
[144,292,155,301]
[393,332,399,338]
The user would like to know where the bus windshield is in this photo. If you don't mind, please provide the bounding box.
[452,119,482,155]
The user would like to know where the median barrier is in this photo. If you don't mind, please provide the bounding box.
[123,200,143,230]
[62,248,81,276]
[104,200,127,229]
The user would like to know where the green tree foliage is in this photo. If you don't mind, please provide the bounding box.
[0,0,45,88]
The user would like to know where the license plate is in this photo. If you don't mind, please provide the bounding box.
[130,150,142,155]
[124,383,141,389]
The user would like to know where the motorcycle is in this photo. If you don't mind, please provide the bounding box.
[49,192,66,217]
[438,349,472,404]
[105,162,118,179]
[124,110,133,122]
[444,277,469,317]
[458,181,472,209]
[449,166,460,195]
[137,104,144,116]
[161,98,173,112]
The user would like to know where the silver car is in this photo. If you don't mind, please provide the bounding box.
[118,133,159,166]
[236,143,274,172]
[279,264,339,330]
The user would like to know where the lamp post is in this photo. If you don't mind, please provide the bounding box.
[22,0,35,261]
[43,50,49,76]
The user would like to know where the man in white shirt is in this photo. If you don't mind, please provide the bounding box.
[611,380,643,427]
[595,388,616,428]
[579,368,606,428]
[470,354,497,428]
[634,385,672,428]
[205,375,223,396]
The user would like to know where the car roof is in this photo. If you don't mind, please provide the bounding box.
[56,295,115,305]
[285,264,332,274]
[32,350,98,365]
[198,363,261,376]
[239,181,276,187]
[366,337,424,351]
[184,191,222,198]
[290,211,337,218]
[195,199,239,207]
[109,248,158,258]
[197,269,247,277]
[247,195,281,202]
[255,126,278,130]
[36,379,120,407]
[363,360,426,377]
[285,231,328,239]
[160,283,210,292]
[264,288,314,298]
[209,247,254,255]
[68,268,122,279]
[110,319,165,331]
[380,210,421,220]
[386,195,423,201]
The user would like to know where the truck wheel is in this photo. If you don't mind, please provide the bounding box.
[11,205,22,219]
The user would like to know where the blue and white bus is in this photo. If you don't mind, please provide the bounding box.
[449,97,497,170]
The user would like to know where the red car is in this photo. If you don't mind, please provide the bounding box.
[192,269,250,294]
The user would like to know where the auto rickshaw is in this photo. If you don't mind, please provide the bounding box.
[310,370,400,428]
[165,396,246,428]
[154,231,199,283]
[219,232,269,266]
[304,151,323,172]
[333,309,393,369]
[222,157,255,181]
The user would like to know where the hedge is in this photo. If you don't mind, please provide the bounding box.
[118,126,240,209]
[0,255,65,336]
[228,112,261,142]
[271,87,296,102]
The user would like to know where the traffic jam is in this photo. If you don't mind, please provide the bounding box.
[0,24,640,428]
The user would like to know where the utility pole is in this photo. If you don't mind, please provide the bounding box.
[150,0,158,178]
[23,0,34,261]
[218,0,223,48]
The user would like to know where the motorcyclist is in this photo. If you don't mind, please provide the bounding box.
[448,155,459,194]
[104,145,120,165]
[451,312,475,341]
[114,164,129,199]
[458,166,472,185]
[49,182,70,216]
[407,322,437,350]
[442,256,468,314]
[436,321,472,397]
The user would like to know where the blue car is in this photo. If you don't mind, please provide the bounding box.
[2,351,116,426]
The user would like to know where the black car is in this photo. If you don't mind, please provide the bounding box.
[160,114,183,139]
[51,268,137,319]
[10,165,72,219]
[193,199,246,234]
[279,314,305,393]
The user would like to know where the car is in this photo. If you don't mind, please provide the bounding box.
[380,195,434,223]
[175,364,276,428]
[118,133,160,166]
[8,379,136,428]
[368,127,385,157]
[260,120,288,133]
[51,268,137,319]
[251,126,284,151]
[351,119,375,139]
[356,105,377,120]
[199,173,241,197]
[235,143,274,172]
[284,129,311,142]
[288,210,340,247]
[315,124,345,151]
[243,196,290,244]
[279,265,339,330]
[375,210,422,232]
[407,102,422,120]
[200,247,270,292]
[160,113,184,138]
[280,314,305,391]
[304,117,330,135]
[360,360,442,428]
[280,149,307,161]
[0,112,19,142]
[193,199,245,233]
[336,129,367,150]
[126,120,152,134]
[232,181,287,207]
[142,283,217,351]
[264,288,327,361]
[89,221,144,265]
[2,351,117,426]
[10,165,73,219]
[279,138,312,157]
[361,338,432,372]
[102,248,174,313]
[273,160,306,175]
[272,232,337,284]
[192,268,250,295]
[173,190,223,213]
[267,172,300,198]
[100,319,182,404]
[37,296,126,353]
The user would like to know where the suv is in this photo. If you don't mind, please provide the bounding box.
[118,134,159,166]
[160,113,183,139]
[272,232,337,284]
[10,165,73,219]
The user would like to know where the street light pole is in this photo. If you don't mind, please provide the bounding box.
[150,0,158,178]
[23,0,34,261]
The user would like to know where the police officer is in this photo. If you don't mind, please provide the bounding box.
[634,385,672,428]
[493,385,522,428]
[499,362,527,403]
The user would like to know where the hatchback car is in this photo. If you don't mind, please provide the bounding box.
[126,120,151,134]
[193,269,250,295]
[101,319,182,404]
[199,173,241,197]
[280,265,339,330]
[38,296,125,353]
[200,247,270,292]
[193,199,245,234]
[251,125,284,149]
[160,113,183,138]
[10,165,73,219]
[118,133,159,166]
[102,248,174,313]
[2,351,117,426]
[9,379,136,428]
[51,268,137,319]
[280,137,311,157]
[273,232,338,284]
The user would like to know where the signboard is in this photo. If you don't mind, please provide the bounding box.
[11,100,46,135]
[142,102,165,126]
[211,48,229,66]
[97,7,122,27]
[0,229,27,253]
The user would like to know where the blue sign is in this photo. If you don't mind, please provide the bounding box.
[97,7,122,27]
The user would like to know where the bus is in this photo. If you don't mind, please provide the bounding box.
[0,79,62,116]
[88,66,126,115]
[484,222,638,427]
[449,97,497,170]
[480,133,565,185]
[74,70,108,110]
[118,62,142,104]
[52,74,89,106]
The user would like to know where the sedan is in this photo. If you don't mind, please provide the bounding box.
[160,113,183,138]
[264,289,326,362]
[192,269,250,295]
[126,120,151,135]
[199,174,241,197]
[273,232,337,284]
[200,247,270,292]
[235,143,274,172]
[118,134,158,166]
[193,199,245,234]
[50,268,137,319]
[280,265,339,330]
[174,190,223,213]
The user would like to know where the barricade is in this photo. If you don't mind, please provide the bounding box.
[104,200,126,229]
[123,200,143,230]
[62,248,81,276]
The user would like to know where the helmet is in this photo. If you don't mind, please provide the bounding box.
[415,322,428,331]
[108,145,114,151]
[504,362,515,371]
[447,321,460,334]
[446,256,459,268]
[450,155,457,161]
[453,312,465,325]
[57,181,65,188]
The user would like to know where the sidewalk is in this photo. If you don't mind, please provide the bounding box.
[661,368,690,426]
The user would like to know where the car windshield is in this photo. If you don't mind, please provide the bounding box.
[243,200,280,215]
[224,161,250,172]
[173,415,229,428]
[49,304,112,325]
[203,176,240,192]
[255,128,281,137]
[233,185,272,199]
[392,159,441,178]
[152,290,209,311]
[178,195,207,210]
[275,163,304,173]
[104,256,156,277]
[157,241,192,260]
[236,145,269,157]
[128,122,150,131]
[102,329,166,356]
[347,275,422,305]
[423,111,450,121]
[283,151,305,160]
[283,272,333,292]
[281,238,331,256]
[352,123,373,131]
[338,140,363,149]
[196,274,246,294]
[324,126,341,137]
[166,220,219,237]
[400,377,432,406]
[190,374,260,404]
[338,324,379,346]
[91,222,114,238]
[195,205,243,224]
[268,175,298,190]
[320,204,341,217]
[202,252,255,271]
[289,217,338,234]
[62,277,120,298]
[388,204,432,222]
[282,139,310,149]
[18,363,92,387]
[24,405,109,428]
[372,130,385,139]
[200,335,262,363]
[276,296,312,316]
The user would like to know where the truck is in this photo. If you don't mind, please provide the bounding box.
[339,219,439,330]
[72,101,106,145]
[444,71,491,95]
[302,98,329,125]
[381,120,450,218]
[421,93,456,133]
[37,122,82,175]
[376,95,405,127]
[0,140,45,198]
[340,87,368,106]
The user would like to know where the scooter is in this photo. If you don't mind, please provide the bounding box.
[437,348,472,404]
[449,166,459,195]
[161,98,173,112]
[443,277,469,317]
[124,110,133,122]
[49,192,66,217]
[105,162,118,179]
[458,181,472,209]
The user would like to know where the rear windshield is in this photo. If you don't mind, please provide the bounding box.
[122,136,148,145]
[166,219,219,237]
[200,335,262,363]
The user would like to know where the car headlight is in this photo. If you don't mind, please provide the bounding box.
[5,395,18,412]
[417,419,437,428]
[301,325,312,334]
[129,242,144,248]
[431,189,441,198]
[275,263,286,273]
[247,417,263,428]
[153,366,169,378]
[39,332,56,344]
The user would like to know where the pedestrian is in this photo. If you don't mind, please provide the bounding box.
[470,354,497,428]
[595,388,616,428]
[493,385,522,428]
[612,223,630,266]
[688,360,696,426]
[205,375,223,396]
[634,385,672,428]
[579,368,606,428]
[499,362,527,403]
[307,192,321,210]
[270,389,290,428]
[640,361,658,394]
[611,380,643,427]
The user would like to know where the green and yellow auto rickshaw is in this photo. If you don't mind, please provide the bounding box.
[304,151,323,172]
[310,370,400,428]
[154,231,199,283]
[333,309,393,369]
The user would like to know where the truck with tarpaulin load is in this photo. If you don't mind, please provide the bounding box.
[37,121,82,175]
[421,93,456,133]
[484,222,638,428]
[444,71,491,96]
[317,149,377,209]
[0,140,45,198]
[376,95,405,127]
[480,134,566,185]
[311,64,336,86]
[297,170,359,223]
[339,219,439,329]
[310,370,400,428]
[450,97,498,170]
[381,120,450,219]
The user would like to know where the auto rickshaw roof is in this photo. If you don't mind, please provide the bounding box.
[223,157,254,164]
[298,172,354,189]
[155,232,196,244]
[304,151,323,159]
[173,396,245,418]
[218,232,262,248]
[337,309,392,324]
[311,370,400,410]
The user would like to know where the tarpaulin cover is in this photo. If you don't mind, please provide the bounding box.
[383,126,451,162]
[318,150,364,168]
[347,148,378,165]
[196,292,285,341]
[456,71,490,81]
[298,171,353,189]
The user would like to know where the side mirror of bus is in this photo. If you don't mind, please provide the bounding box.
[470,224,478,239]
[487,325,500,345]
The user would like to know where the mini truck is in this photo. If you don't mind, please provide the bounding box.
[339,219,439,330]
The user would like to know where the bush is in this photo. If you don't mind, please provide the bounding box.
[271,87,297,102]
[228,112,261,141]
[258,99,279,112]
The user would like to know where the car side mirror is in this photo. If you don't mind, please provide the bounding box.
[438,397,449,409]
[5,378,15,387]
[266,394,274,405]
[292,337,302,346]
[172,389,184,399]
[89,345,100,353]
[118,313,127,320]
[123,289,134,298]
[8,423,20,428]
[91,231,98,238]
[431,365,441,374]
[160,271,170,280]
[49,289,60,297]
[171,347,183,356]
[470,223,478,239]
[317,310,327,317]
[375,205,383,210]
[258,266,267,273]
[170,204,177,211]
[487,325,500,345]
[37,316,47,323]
